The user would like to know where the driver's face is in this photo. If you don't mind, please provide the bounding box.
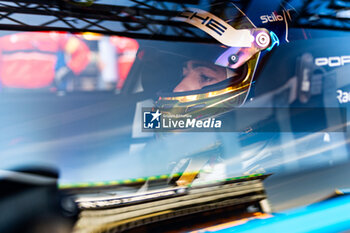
[173,60,227,93]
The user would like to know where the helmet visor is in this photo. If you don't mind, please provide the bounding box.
[139,3,267,98]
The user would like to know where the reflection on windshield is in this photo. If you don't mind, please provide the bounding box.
[0,31,138,92]
[0,31,349,198]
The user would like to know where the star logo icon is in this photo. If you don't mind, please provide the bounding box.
[143,109,162,129]
[150,109,161,122]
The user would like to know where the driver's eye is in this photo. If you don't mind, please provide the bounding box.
[200,74,214,84]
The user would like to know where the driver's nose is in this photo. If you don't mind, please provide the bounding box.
[173,71,201,93]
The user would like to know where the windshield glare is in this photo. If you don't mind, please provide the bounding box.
[0,29,348,199]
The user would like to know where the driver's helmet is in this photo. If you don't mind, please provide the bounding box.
[139,2,276,119]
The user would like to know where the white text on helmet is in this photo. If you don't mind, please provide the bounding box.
[260,12,284,23]
[180,10,227,36]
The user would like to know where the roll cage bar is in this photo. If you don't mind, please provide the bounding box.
[0,0,250,42]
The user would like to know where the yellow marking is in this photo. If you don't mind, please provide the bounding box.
[108,181,120,185]
[78,183,91,187]
[176,171,199,186]
[136,178,146,182]
[94,182,105,186]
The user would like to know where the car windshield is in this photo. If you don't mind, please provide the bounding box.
[1,0,350,216]
[0,31,248,181]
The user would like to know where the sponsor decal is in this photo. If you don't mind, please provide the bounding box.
[315,56,350,67]
[174,8,254,48]
[260,9,293,42]
[260,12,284,23]
[337,89,350,104]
